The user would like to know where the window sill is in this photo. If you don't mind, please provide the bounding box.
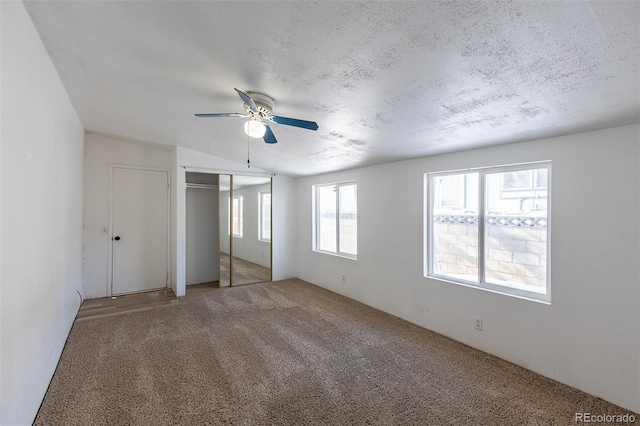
[425,274,551,305]
[313,249,357,261]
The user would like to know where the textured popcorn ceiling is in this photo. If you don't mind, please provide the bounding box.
[24,1,640,177]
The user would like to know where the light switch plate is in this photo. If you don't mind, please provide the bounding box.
[101,227,108,235]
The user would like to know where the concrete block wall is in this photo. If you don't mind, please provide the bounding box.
[434,220,547,288]
[318,214,357,254]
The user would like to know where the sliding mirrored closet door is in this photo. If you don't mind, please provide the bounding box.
[219,174,271,287]
[229,175,272,286]
[218,175,232,287]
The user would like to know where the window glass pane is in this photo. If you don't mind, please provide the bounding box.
[232,198,238,235]
[262,218,270,240]
[438,174,466,208]
[232,196,243,237]
[339,184,357,255]
[432,173,479,282]
[535,169,548,188]
[502,170,532,190]
[261,193,271,241]
[317,185,336,252]
[485,168,548,293]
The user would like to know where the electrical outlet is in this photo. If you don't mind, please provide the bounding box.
[342,274,347,283]
[474,316,483,331]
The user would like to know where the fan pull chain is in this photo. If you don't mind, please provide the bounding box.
[247,134,251,168]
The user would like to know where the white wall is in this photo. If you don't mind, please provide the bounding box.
[272,174,297,280]
[1,3,85,424]
[171,148,180,296]
[186,187,219,284]
[295,124,640,413]
[83,133,173,299]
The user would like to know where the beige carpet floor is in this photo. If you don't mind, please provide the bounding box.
[35,279,635,425]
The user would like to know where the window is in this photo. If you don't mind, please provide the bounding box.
[501,169,548,198]
[426,163,550,302]
[314,182,357,258]
[232,195,243,238]
[259,191,271,242]
[227,197,230,236]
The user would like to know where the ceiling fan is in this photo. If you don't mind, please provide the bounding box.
[195,88,319,144]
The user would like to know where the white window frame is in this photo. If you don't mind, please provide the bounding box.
[258,191,271,242]
[313,181,357,259]
[425,162,551,303]
[232,195,243,238]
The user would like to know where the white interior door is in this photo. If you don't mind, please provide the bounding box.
[112,167,169,295]
[186,187,219,285]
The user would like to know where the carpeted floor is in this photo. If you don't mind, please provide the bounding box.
[35,279,635,425]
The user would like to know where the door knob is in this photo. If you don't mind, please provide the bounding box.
[114,236,121,241]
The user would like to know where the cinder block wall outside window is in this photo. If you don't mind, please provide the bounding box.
[434,221,547,287]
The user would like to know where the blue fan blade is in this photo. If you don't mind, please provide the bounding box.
[195,113,249,118]
[263,124,277,144]
[234,88,258,113]
[271,115,319,131]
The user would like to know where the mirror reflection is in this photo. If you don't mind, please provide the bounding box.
[218,175,231,287]
[220,174,271,286]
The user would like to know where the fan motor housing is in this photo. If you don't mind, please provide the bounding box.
[245,91,275,118]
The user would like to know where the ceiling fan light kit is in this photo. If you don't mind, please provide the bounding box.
[244,120,266,138]
[196,88,319,145]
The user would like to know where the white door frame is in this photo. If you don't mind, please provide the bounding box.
[108,164,171,297]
